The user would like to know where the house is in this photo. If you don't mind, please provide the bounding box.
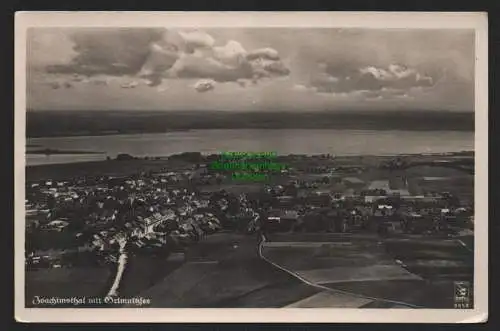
[276,195,296,207]
[304,191,332,207]
[143,211,176,235]
[26,209,39,217]
[281,210,300,221]
[364,195,387,203]
[44,219,69,231]
[401,196,444,208]
[342,177,365,189]
[372,205,396,219]
[387,189,411,196]
[266,209,299,232]
[342,188,356,198]
[306,173,342,184]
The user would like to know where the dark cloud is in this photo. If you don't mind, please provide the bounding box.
[46,28,165,76]
[139,42,180,78]
[178,30,215,51]
[161,40,290,83]
[28,28,474,112]
[169,55,251,82]
[44,28,290,86]
[194,79,216,92]
[260,60,290,76]
[311,63,435,94]
[246,48,280,61]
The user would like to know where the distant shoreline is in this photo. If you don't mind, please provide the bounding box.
[26,110,475,138]
[27,129,192,139]
[26,127,474,139]
[26,148,105,155]
[25,150,474,182]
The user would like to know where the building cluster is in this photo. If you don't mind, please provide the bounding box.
[25,157,473,270]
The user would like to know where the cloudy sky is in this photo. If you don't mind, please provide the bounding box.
[26,27,475,111]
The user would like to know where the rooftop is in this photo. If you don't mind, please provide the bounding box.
[343,177,365,184]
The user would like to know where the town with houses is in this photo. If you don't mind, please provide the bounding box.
[24,152,474,307]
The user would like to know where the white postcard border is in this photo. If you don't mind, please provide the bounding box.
[14,11,488,323]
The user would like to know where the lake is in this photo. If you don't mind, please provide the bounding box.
[26,129,474,166]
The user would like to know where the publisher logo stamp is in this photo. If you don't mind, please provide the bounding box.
[454,281,471,308]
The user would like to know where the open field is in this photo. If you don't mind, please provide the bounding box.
[25,267,111,307]
[115,255,185,298]
[24,232,474,308]
[295,265,421,284]
[326,280,458,308]
[25,254,184,307]
[383,239,473,282]
[260,233,474,308]
[262,245,395,271]
[211,281,319,308]
[128,233,320,307]
[285,291,374,308]
[262,237,421,284]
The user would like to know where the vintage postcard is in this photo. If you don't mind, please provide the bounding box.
[14,11,488,323]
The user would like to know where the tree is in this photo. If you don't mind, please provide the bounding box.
[116,153,135,161]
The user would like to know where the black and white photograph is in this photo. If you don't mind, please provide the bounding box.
[14,12,488,323]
